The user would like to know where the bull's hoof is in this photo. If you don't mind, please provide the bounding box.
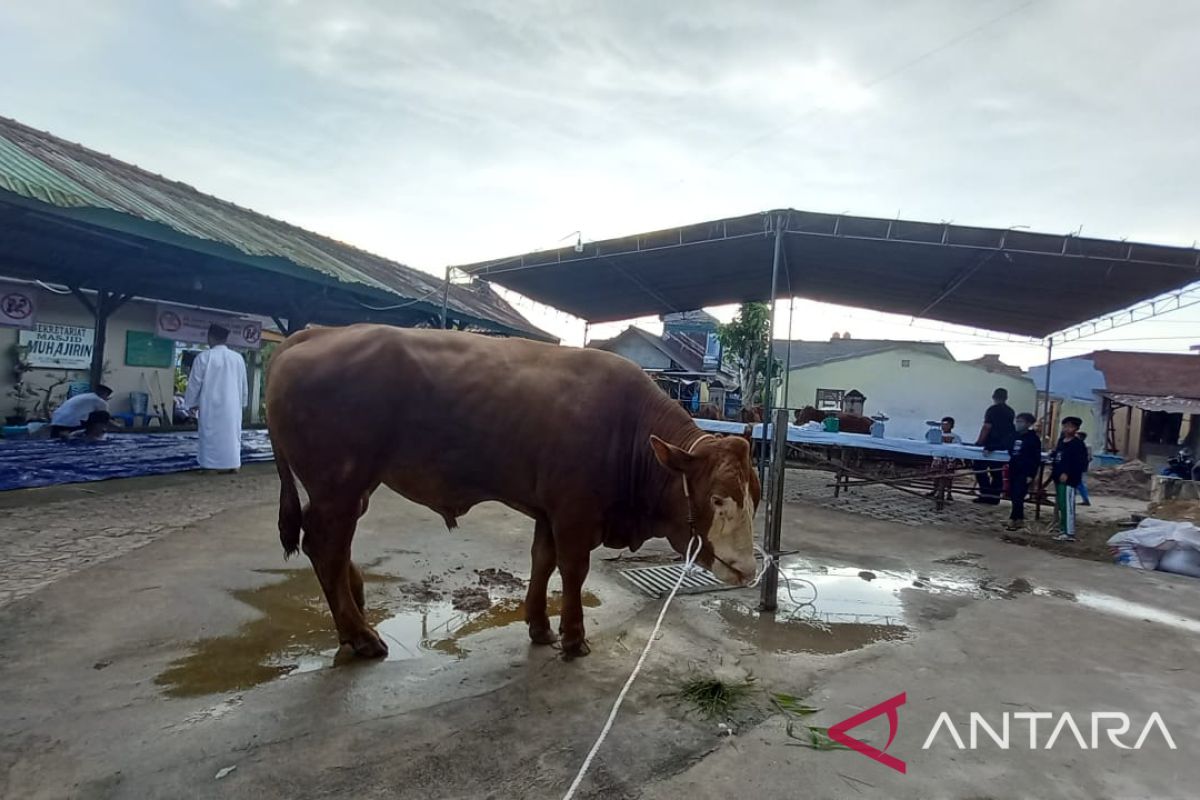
[528,624,558,646]
[348,628,389,659]
[561,638,591,660]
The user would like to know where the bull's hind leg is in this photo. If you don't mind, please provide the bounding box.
[302,499,387,658]
[525,516,557,645]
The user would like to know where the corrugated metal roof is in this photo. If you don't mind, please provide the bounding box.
[1103,393,1200,415]
[0,116,551,341]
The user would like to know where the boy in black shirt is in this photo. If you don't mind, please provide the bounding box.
[1004,412,1042,531]
[1052,416,1089,541]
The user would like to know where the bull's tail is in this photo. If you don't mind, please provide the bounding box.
[274,443,302,558]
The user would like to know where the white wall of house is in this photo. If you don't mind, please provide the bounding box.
[780,348,1038,440]
[2,290,176,419]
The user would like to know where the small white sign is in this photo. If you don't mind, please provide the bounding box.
[0,282,37,329]
[156,304,262,350]
[18,323,95,369]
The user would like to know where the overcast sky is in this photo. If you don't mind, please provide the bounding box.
[3,0,1198,366]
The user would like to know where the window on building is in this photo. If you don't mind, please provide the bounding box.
[1143,411,1184,445]
[815,388,845,410]
[900,359,911,368]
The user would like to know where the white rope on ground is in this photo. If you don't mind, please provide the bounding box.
[561,534,702,800]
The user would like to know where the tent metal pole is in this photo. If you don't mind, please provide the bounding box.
[782,296,795,414]
[760,407,788,611]
[440,266,451,330]
[759,213,784,486]
[758,214,785,611]
[1041,338,1054,444]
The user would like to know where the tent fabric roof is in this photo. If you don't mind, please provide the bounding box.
[0,116,552,341]
[772,338,952,369]
[458,209,1200,338]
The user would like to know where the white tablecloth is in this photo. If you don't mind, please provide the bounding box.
[693,419,1010,463]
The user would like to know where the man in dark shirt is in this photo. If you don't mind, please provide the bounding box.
[1004,412,1042,530]
[973,388,1016,505]
[1051,416,1089,541]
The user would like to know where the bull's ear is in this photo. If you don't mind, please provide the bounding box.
[649,435,695,472]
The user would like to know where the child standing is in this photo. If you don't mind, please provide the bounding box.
[1004,412,1042,531]
[1052,416,1089,541]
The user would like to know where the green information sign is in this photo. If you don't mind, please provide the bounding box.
[125,330,175,368]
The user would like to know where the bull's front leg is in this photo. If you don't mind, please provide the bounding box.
[525,516,558,645]
[555,542,592,659]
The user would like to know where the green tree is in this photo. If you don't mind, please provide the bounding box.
[717,302,780,405]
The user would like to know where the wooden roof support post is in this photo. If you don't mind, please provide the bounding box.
[91,290,112,390]
[67,285,114,390]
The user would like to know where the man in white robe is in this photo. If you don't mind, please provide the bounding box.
[184,324,248,471]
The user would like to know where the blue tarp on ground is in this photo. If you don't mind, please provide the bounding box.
[0,430,275,491]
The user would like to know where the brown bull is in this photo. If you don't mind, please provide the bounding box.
[266,325,761,659]
[794,405,874,434]
[694,402,723,420]
[738,405,764,423]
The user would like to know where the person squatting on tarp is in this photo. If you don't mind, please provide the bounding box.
[1004,412,1042,531]
[1051,416,1089,542]
[49,385,113,442]
[183,323,248,472]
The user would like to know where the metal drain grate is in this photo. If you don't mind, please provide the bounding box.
[619,563,735,599]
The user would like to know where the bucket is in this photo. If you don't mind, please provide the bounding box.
[130,391,150,416]
[823,415,840,433]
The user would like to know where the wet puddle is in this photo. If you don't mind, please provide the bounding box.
[156,569,599,697]
[711,563,983,655]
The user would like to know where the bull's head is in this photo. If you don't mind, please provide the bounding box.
[649,434,761,585]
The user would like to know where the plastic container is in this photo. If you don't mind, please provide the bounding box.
[823,415,840,433]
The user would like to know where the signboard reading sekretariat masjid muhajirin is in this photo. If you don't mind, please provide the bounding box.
[18,323,95,369]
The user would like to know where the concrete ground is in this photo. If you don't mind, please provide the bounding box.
[1,467,1197,800]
